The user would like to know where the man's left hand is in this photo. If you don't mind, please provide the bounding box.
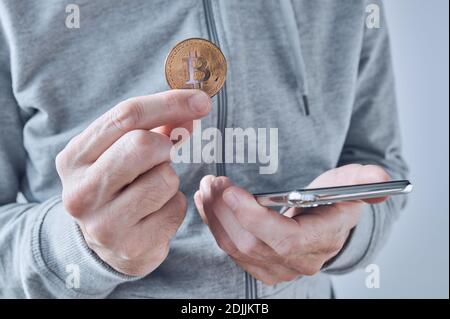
[194,164,390,285]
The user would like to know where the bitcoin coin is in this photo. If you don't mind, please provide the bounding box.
[165,38,227,97]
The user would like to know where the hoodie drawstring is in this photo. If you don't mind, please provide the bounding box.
[279,0,310,116]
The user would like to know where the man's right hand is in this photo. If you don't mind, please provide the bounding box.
[55,90,211,276]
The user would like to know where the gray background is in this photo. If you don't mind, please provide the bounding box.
[332,0,449,298]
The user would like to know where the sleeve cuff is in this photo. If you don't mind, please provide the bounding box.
[322,204,375,274]
[33,196,141,298]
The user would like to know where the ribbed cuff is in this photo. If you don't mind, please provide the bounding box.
[322,204,375,274]
[33,196,140,298]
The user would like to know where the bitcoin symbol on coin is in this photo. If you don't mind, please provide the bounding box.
[184,51,211,89]
[165,38,227,97]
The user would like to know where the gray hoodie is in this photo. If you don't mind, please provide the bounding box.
[0,0,408,298]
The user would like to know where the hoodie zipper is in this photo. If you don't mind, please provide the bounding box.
[202,0,257,299]
[279,0,310,116]
[202,0,227,177]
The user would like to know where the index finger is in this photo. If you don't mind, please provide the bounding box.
[69,89,211,163]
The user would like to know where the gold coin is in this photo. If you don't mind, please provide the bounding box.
[165,38,227,97]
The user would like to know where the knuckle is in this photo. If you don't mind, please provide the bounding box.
[139,191,165,213]
[165,195,187,229]
[111,98,143,132]
[63,177,101,216]
[157,193,187,238]
[125,131,172,165]
[159,163,180,195]
[123,131,155,164]
[56,135,83,174]
[55,151,68,173]
[173,192,187,216]
[127,130,153,149]
[62,190,86,218]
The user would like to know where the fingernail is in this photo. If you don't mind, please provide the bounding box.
[223,189,239,211]
[188,91,210,114]
[200,176,214,196]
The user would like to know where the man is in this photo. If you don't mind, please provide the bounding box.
[0,0,408,298]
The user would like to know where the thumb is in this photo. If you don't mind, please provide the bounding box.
[308,164,391,204]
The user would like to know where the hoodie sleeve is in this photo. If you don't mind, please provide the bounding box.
[0,24,137,299]
[323,2,409,274]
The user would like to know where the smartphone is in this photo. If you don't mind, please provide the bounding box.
[254,180,413,208]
